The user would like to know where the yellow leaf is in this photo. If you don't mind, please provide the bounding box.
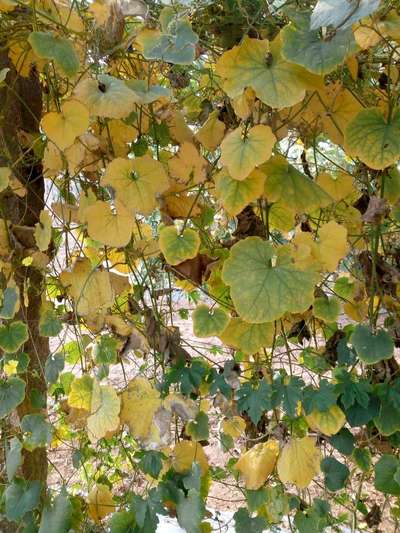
[317,221,349,272]
[305,405,346,436]
[277,436,321,489]
[103,119,138,157]
[120,377,162,441]
[316,171,354,202]
[87,380,120,442]
[86,200,133,248]
[172,440,209,476]
[222,416,246,439]
[235,440,279,490]
[220,125,276,181]
[34,210,52,251]
[60,257,114,317]
[88,484,115,523]
[159,226,200,266]
[41,100,89,151]
[195,111,225,151]
[162,193,202,219]
[219,317,274,354]
[168,142,207,186]
[102,156,169,215]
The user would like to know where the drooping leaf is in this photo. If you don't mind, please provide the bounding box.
[235,440,279,490]
[311,0,380,30]
[0,286,20,319]
[39,301,62,337]
[176,489,205,533]
[4,478,41,522]
[21,413,53,450]
[0,377,25,418]
[88,484,115,523]
[87,380,120,442]
[374,455,400,495]
[277,436,321,489]
[233,507,268,533]
[5,437,22,480]
[39,491,72,533]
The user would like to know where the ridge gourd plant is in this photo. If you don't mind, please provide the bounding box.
[1,0,400,531]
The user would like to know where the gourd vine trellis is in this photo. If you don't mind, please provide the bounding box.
[1,0,400,532]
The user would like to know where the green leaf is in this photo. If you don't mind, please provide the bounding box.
[109,511,136,533]
[5,478,41,522]
[222,237,316,323]
[321,457,350,491]
[94,335,118,364]
[0,320,28,352]
[159,226,200,266]
[374,399,400,436]
[313,297,340,323]
[263,155,332,214]
[0,377,25,418]
[140,16,198,65]
[345,108,400,170]
[351,325,394,364]
[176,489,205,533]
[294,499,330,533]
[281,16,357,75]
[138,451,164,479]
[233,507,267,533]
[45,353,64,384]
[329,428,355,456]
[6,437,22,480]
[186,411,209,442]
[374,454,400,495]
[126,80,171,104]
[303,380,337,414]
[28,31,79,78]
[352,447,371,472]
[39,491,72,533]
[39,303,62,337]
[0,286,19,319]
[192,305,229,338]
[21,413,53,450]
[237,380,275,424]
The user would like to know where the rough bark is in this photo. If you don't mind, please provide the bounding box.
[0,48,48,528]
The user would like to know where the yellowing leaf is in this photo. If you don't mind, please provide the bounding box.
[220,125,275,181]
[317,221,349,272]
[68,375,93,411]
[195,111,225,151]
[88,484,115,523]
[277,436,321,489]
[102,156,169,215]
[168,142,207,186]
[120,377,162,441]
[222,416,246,439]
[345,108,400,170]
[222,237,316,323]
[214,168,265,217]
[87,380,120,442]
[316,171,354,202]
[0,167,11,192]
[159,226,200,266]
[34,210,52,251]
[60,258,114,317]
[219,317,274,354]
[86,200,133,248]
[41,100,89,151]
[74,74,137,119]
[235,440,279,490]
[172,440,209,476]
[215,37,316,109]
[263,155,332,213]
[103,119,138,157]
[305,405,346,436]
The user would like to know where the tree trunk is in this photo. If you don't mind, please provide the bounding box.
[0,48,48,528]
